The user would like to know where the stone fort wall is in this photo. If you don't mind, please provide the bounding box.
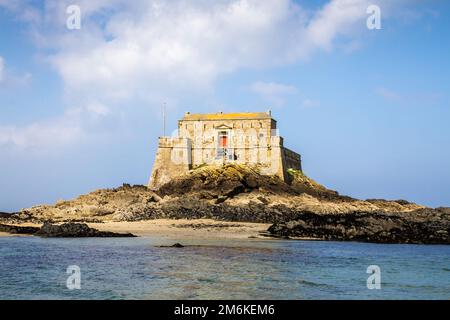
[148,112,301,190]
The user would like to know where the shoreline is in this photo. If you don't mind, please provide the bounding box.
[7,165,448,244]
[91,219,271,240]
[1,219,449,244]
[0,219,272,240]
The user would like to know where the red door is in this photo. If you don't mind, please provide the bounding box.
[219,135,228,148]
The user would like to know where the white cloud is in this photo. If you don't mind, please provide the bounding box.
[0,56,32,87]
[0,0,42,27]
[0,0,407,148]
[47,0,298,103]
[16,0,386,105]
[248,81,297,107]
[305,0,371,51]
[86,102,110,117]
[0,115,82,150]
[0,103,112,150]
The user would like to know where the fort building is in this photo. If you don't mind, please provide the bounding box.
[148,111,302,190]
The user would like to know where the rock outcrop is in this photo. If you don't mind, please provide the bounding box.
[10,164,422,223]
[3,164,448,244]
[267,208,450,244]
[0,223,40,235]
[158,243,185,248]
[0,222,136,237]
[35,222,136,238]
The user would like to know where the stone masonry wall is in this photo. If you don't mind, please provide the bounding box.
[148,113,302,189]
[148,137,191,190]
[178,118,276,167]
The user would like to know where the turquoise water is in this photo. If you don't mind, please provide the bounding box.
[0,236,449,300]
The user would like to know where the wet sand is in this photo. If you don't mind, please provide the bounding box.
[0,219,271,240]
[90,219,271,239]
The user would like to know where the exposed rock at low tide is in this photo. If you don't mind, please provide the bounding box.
[0,222,136,237]
[5,164,449,244]
[267,208,450,244]
[35,222,136,238]
[158,243,185,248]
[0,223,40,235]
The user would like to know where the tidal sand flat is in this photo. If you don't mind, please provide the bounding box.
[0,219,271,240]
[89,219,271,239]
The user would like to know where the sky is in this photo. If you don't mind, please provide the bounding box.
[0,0,449,212]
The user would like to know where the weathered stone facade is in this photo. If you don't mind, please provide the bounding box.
[148,111,301,189]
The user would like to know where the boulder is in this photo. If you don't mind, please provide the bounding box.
[158,243,185,248]
[34,222,136,238]
[0,223,40,235]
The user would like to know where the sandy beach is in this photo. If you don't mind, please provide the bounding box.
[0,219,271,240]
[93,219,271,239]
[0,232,14,237]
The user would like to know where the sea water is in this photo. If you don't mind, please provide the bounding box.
[0,236,449,299]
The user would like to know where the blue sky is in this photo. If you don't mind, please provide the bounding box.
[0,0,449,212]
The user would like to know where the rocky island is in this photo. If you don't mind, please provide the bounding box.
[1,112,448,243]
[1,163,448,244]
